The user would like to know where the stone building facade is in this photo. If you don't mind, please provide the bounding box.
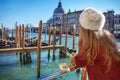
[45,1,120,37]
[62,10,82,34]
[114,14,120,37]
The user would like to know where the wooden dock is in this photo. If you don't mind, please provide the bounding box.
[0,20,77,79]
[0,45,65,53]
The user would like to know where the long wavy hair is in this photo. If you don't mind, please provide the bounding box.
[79,26,120,72]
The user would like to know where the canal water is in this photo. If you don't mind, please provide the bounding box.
[0,33,120,80]
[0,33,79,80]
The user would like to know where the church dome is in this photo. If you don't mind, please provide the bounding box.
[53,1,64,14]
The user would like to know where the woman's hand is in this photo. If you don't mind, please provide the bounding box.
[70,53,77,64]
[59,63,76,73]
[59,53,77,73]
[59,63,70,73]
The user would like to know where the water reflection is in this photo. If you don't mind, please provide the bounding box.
[0,35,119,80]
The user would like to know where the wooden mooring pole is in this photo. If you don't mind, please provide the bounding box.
[15,25,19,48]
[59,26,68,58]
[19,25,23,65]
[65,27,68,54]
[0,21,67,79]
[37,21,42,78]
[72,24,76,49]
[52,26,56,60]
[15,25,19,55]
[21,24,26,65]
[59,26,62,45]
[1,23,4,40]
[48,28,51,60]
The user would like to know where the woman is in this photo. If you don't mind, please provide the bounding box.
[60,8,120,80]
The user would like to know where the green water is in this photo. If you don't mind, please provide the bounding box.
[0,36,120,80]
[0,36,80,80]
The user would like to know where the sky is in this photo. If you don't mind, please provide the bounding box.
[0,0,120,28]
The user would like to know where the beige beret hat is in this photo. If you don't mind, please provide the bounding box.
[80,7,105,30]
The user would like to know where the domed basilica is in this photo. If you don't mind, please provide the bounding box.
[47,0,64,27]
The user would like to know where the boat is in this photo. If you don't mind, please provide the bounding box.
[41,42,48,46]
